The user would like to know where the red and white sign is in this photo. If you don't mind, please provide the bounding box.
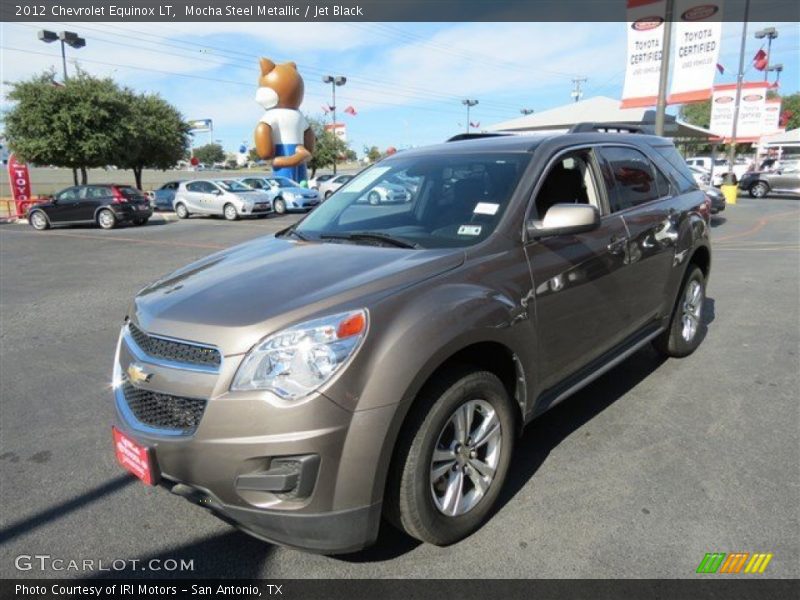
[667,0,724,104]
[761,99,782,134]
[324,122,347,142]
[621,0,666,108]
[7,153,33,218]
[709,82,769,142]
[112,427,158,485]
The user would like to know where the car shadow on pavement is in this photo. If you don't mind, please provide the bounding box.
[0,474,134,545]
[710,216,727,227]
[88,530,273,579]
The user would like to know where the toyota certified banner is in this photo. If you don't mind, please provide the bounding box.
[7,153,32,217]
[709,82,770,142]
[667,0,724,104]
[621,0,667,108]
[761,98,783,134]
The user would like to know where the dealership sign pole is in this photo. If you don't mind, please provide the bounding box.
[7,153,33,218]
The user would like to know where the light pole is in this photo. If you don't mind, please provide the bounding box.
[754,27,778,82]
[520,108,535,115]
[38,30,86,83]
[767,63,783,86]
[322,75,346,174]
[38,30,86,185]
[462,99,479,133]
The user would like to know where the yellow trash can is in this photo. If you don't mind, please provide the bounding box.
[721,184,738,206]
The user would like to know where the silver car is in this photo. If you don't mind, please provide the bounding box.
[318,174,354,199]
[238,176,320,214]
[173,179,273,221]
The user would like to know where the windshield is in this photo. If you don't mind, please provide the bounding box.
[217,180,253,192]
[272,177,298,188]
[294,153,529,249]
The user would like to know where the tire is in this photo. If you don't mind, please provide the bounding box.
[175,203,189,219]
[97,209,116,230]
[749,181,769,198]
[133,218,149,226]
[29,210,50,231]
[223,203,239,221]
[325,191,332,199]
[368,191,381,205]
[386,368,515,546]
[653,265,706,358]
[274,198,286,215]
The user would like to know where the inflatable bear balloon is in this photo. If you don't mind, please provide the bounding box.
[254,58,315,183]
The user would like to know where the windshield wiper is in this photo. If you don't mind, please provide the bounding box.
[278,226,310,241]
[320,231,421,249]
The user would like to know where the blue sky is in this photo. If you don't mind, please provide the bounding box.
[1,21,798,156]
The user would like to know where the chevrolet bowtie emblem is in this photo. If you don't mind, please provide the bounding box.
[127,363,153,385]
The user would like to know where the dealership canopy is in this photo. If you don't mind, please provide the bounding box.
[759,128,800,149]
[485,96,714,140]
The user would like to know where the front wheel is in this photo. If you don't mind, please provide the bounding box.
[749,181,769,198]
[273,198,286,214]
[386,369,515,546]
[97,209,116,230]
[653,265,706,358]
[223,203,239,221]
[175,203,189,219]
[368,191,381,205]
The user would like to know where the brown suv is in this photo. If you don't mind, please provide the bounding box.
[111,127,711,553]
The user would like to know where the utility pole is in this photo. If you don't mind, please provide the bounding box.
[654,0,674,136]
[462,99,479,133]
[570,78,587,103]
[322,75,347,174]
[727,0,751,182]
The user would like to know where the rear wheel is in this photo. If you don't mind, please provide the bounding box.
[29,210,50,231]
[653,265,706,358]
[223,203,239,221]
[97,209,116,230]
[386,368,515,546]
[324,191,332,199]
[175,203,189,219]
[368,191,381,205]
[749,181,769,198]
[274,198,286,214]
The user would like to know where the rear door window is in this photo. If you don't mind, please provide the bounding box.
[653,145,699,193]
[599,146,660,212]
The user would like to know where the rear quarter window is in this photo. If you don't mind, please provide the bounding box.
[654,145,699,193]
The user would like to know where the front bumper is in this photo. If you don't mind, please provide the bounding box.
[111,326,394,553]
[286,196,320,210]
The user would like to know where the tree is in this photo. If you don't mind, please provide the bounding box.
[306,116,349,177]
[5,68,128,185]
[192,143,225,165]
[115,91,191,189]
[778,92,800,130]
[679,99,711,129]
[366,146,382,162]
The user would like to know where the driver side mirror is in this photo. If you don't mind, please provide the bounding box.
[526,204,600,239]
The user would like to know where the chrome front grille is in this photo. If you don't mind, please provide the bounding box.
[127,322,221,369]
[122,382,207,434]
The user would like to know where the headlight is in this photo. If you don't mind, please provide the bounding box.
[231,310,368,399]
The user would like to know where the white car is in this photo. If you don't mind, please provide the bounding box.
[362,182,411,204]
[237,176,320,214]
[686,156,752,186]
[172,179,273,221]
[318,174,355,199]
[687,165,711,187]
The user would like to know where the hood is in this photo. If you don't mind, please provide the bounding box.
[134,236,464,355]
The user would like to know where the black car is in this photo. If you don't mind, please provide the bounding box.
[27,185,153,230]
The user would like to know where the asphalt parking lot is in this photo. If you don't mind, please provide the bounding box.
[1,198,798,579]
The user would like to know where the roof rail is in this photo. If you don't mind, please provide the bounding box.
[446,132,512,142]
[568,122,653,134]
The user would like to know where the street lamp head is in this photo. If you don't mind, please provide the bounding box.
[755,27,778,39]
[768,63,783,72]
[38,30,58,43]
[462,99,479,107]
[322,75,334,84]
[334,76,347,86]
[68,37,86,49]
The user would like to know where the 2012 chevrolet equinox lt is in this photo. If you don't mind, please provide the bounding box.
[112,128,711,553]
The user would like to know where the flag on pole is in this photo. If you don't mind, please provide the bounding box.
[716,63,725,74]
[753,49,768,71]
[470,121,480,129]
[344,105,358,116]
[321,104,332,113]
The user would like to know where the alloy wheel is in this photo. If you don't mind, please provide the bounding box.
[30,212,47,230]
[681,279,703,342]
[429,399,502,517]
